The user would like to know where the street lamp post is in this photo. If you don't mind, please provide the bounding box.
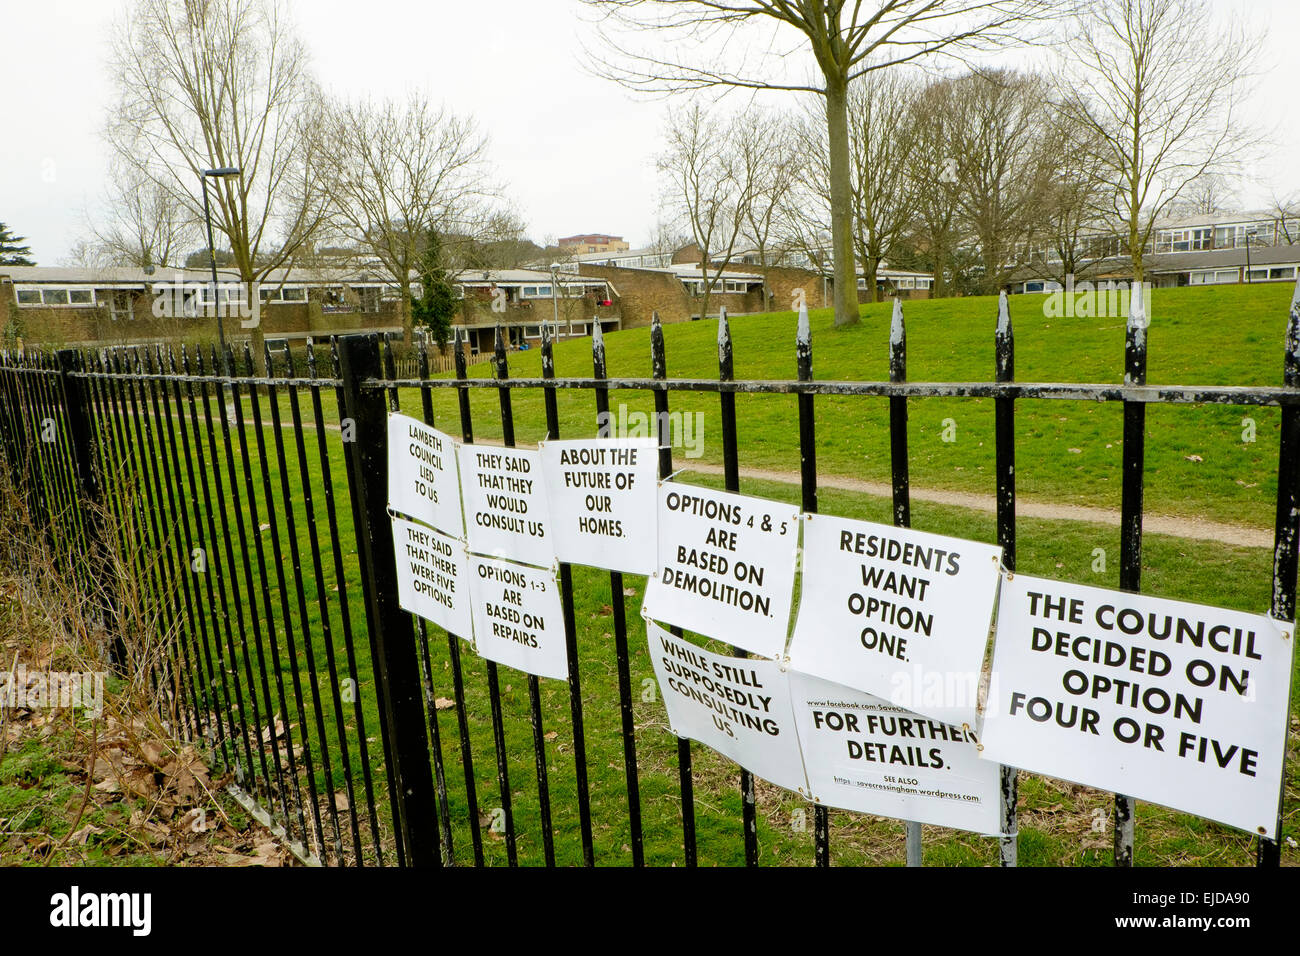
[201,166,241,376]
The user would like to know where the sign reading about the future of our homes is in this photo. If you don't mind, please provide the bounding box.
[391,516,472,639]
[642,483,800,659]
[980,573,1294,838]
[788,670,1002,836]
[466,553,568,681]
[786,513,1003,728]
[539,437,658,574]
[456,444,555,569]
[387,413,463,536]
[647,621,807,795]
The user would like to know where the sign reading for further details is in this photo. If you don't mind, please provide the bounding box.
[391,516,472,639]
[642,484,800,659]
[466,554,567,681]
[789,671,1001,835]
[787,513,1002,728]
[647,621,807,795]
[387,413,462,536]
[982,574,1294,838]
[456,444,555,569]
[539,437,658,574]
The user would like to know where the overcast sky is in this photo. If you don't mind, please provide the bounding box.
[1,0,1296,264]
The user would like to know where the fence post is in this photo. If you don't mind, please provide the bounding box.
[993,293,1018,867]
[54,348,121,662]
[1114,291,1147,867]
[1259,277,1300,867]
[336,332,440,868]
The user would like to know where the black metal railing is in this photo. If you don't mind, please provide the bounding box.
[0,283,1296,868]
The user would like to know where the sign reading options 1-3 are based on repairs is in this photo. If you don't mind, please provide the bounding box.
[787,513,1002,729]
[980,573,1294,838]
[539,437,658,574]
[642,483,800,660]
[467,553,568,681]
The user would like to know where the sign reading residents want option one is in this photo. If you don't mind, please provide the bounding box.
[539,437,658,574]
[466,554,568,681]
[642,483,800,659]
[647,621,807,795]
[981,574,1294,838]
[387,413,463,536]
[391,516,472,639]
[456,444,555,569]
[789,671,1001,836]
[787,513,1002,728]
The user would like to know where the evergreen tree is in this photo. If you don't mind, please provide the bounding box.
[0,223,35,266]
[410,228,456,349]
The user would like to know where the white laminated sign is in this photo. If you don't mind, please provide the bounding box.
[647,621,807,795]
[539,437,658,574]
[642,483,800,659]
[457,444,555,569]
[466,554,568,681]
[787,513,1002,728]
[391,516,472,639]
[387,413,463,536]
[981,573,1294,838]
[789,671,1001,836]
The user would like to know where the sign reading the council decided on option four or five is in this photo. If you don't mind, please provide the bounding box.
[642,484,799,660]
[981,574,1294,838]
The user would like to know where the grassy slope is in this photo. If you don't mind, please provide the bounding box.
[80,284,1299,866]
[418,283,1297,529]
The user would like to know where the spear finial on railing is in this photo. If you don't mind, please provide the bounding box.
[889,297,906,384]
[717,306,733,380]
[1285,276,1300,388]
[996,290,1013,383]
[493,323,507,380]
[650,311,666,380]
[1125,281,1148,387]
[592,318,606,378]
[540,320,554,379]
[796,302,811,381]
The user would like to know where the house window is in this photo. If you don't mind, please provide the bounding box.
[16,289,41,306]
[899,278,915,289]
[1271,267,1297,280]
[281,287,306,301]
[1024,281,1045,293]
[42,289,70,305]
[69,289,94,305]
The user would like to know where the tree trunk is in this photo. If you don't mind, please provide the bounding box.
[864,259,880,304]
[825,77,859,328]
[400,278,413,346]
[699,256,711,324]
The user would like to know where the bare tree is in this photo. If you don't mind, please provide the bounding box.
[657,103,756,322]
[315,92,494,341]
[88,156,197,269]
[733,108,800,306]
[897,79,963,297]
[1269,193,1300,246]
[946,69,1058,294]
[583,0,1066,327]
[106,0,325,288]
[1053,0,1259,283]
[1169,172,1236,218]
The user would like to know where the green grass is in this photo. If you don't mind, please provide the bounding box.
[32,282,1298,866]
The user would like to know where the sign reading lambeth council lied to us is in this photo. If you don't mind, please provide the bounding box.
[391,516,472,639]
[457,444,554,569]
[789,671,1001,835]
[387,413,463,536]
[466,554,567,680]
[787,513,1002,728]
[648,621,807,794]
[981,574,1294,838]
[642,483,800,659]
[539,437,658,574]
